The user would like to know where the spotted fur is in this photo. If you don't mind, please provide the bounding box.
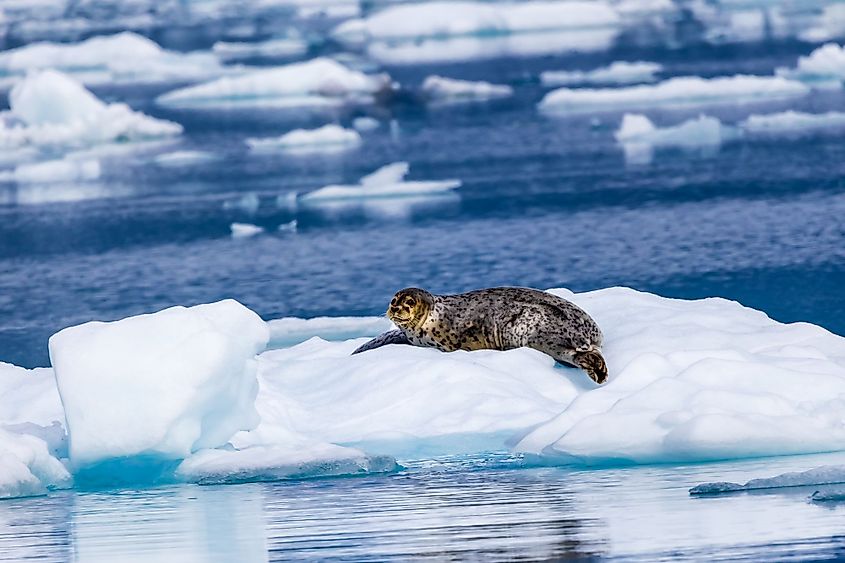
[353,287,608,384]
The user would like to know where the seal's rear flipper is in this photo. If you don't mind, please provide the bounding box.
[352,330,411,355]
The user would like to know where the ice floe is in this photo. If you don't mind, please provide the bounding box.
[540,61,662,86]
[777,43,845,89]
[614,113,735,164]
[246,124,361,153]
[422,75,513,104]
[1,70,182,152]
[230,223,265,238]
[0,428,71,499]
[539,75,809,114]
[153,150,216,167]
[156,57,391,109]
[691,465,845,495]
[352,116,380,132]
[0,158,101,184]
[299,161,460,202]
[212,36,308,62]
[0,32,229,89]
[48,300,268,467]
[739,110,845,136]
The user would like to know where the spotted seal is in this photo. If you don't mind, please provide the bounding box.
[353,287,608,384]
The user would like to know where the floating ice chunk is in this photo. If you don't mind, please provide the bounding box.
[777,43,845,89]
[798,5,845,44]
[48,300,269,467]
[614,113,734,163]
[539,75,809,114]
[277,219,297,233]
[176,443,397,484]
[540,61,662,86]
[691,465,845,495]
[740,110,845,136]
[156,57,391,109]
[246,124,361,153]
[300,162,460,202]
[0,362,64,429]
[212,37,308,62]
[7,158,100,183]
[230,223,264,238]
[1,70,182,151]
[154,150,216,167]
[513,287,845,465]
[333,1,620,45]
[352,116,380,132]
[422,75,513,103]
[267,316,393,349]
[0,429,71,499]
[0,32,228,89]
[223,193,261,214]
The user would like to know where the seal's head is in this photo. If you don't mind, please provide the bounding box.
[387,287,433,330]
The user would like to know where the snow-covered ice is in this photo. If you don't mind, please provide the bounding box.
[230,223,265,238]
[422,75,513,103]
[48,300,269,467]
[540,61,662,86]
[156,57,391,109]
[0,32,228,89]
[691,465,845,495]
[246,124,362,153]
[740,110,845,136]
[539,75,809,114]
[300,162,461,202]
[777,43,845,89]
[614,113,735,163]
[1,70,182,152]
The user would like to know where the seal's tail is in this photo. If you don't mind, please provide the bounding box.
[573,349,608,384]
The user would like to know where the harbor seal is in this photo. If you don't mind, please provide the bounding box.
[352,287,608,384]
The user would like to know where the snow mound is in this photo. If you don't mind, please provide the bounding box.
[230,223,264,239]
[539,75,809,114]
[614,113,735,163]
[300,161,460,202]
[691,465,845,495]
[514,288,845,465]
[540,61,662,86]
[0,32,227,89]
[212,37,308,62]
[0,429,71,499]
[48,300,269,468]
[1,70,182,151]
[422,75,513,103]
[740,110,845,136]
[156,57,391,109]
[777,43,845,89]
[246,124,361,153]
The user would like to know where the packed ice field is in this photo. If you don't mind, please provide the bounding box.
[3,0,845,502]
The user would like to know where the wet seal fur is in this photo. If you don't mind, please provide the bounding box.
[353,287,608,384]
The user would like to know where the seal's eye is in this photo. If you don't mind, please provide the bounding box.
[407,298,416,307]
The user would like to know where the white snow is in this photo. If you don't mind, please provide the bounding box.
[1,70,182,152]
[740,110,845,136]
[48,300,269,467]
[691,465,845,495]
[539,75,809,114]
[540,61,662,86]
[422,75,513,103]
[230,223,265,238]
[156,57,391,109]
[212,37,308,62]
[777,43,845,89]
[614,113,735,163]
[300,161,460,202]
[246,124,362,153]
[0,32,228,89]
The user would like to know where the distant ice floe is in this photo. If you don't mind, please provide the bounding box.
[153,150,216,167]
[156,57,391,109]
[422,75,513,104]
[212,36,309,62]
[777,43,845,89]
[798,5,845,43]
[540,61,662,86]
[739,110,845,136]
[0,32,229,90]
[246,124,362,153]
[0,70,182,153]
[0,158,101,184]
[539,74,809,114]
[299,161,460,202]
[333,1,622,64]
[352,116,380,132]
[691,465,845,495]
[614,113,736,164]
[230,223,264,238]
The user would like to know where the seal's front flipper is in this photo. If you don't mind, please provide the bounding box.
[573,349,608,384]
[352,329,412,355]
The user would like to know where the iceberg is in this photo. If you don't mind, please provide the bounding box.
[422,75,513,103]
[740,110,845,136]
[156,57,391,109]
[539,75,809,114]
[246,124,362,153]
[614,113,736,163]
[777,43,845,89]
[230,223,264,238]
[691,465,845,495]
[48,300,269,468]
[1,70,182,152]
[0,32,229,89]
[540,61,662,86]
[300,161,461,202]
[352,116,380,132]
